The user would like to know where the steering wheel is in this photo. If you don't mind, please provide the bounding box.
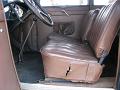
[4,1,31,49]
[23,0,54,26]
[4,1,30,32]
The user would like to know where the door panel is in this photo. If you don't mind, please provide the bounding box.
[116,34,120,90]
[0,1,21,90]
[46,6,89,39]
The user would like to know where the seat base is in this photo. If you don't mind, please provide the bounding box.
[48,33,82,43]
[41,40,103,83]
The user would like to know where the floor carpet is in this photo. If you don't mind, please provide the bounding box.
[15,52,45,83]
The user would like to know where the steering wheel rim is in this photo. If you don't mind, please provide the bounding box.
[4,1,29,21]
[4,1,30,31]
[4,1,31,50]
[23,0,54,26]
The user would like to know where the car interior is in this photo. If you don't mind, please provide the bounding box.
[1,0,120,89]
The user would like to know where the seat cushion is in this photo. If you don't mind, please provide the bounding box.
[48,32,82,43]
[41,40,103,83]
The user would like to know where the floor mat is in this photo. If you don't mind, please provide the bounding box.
[15,52,45,83]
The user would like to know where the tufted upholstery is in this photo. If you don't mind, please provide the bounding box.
[87,2,120,58]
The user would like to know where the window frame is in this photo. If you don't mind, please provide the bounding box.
[3,0,114,7]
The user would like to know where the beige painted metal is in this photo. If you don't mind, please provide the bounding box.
[0,0,21,90]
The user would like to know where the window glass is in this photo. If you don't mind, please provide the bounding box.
[8,0,14,2]
[40,0,88,6]
[94,0,116,5]
[3,0,23,3]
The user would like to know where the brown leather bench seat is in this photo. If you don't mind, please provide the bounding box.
[41,0,120,83]
[41,40,103,83]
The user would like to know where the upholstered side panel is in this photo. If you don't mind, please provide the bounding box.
[42,51,103,83]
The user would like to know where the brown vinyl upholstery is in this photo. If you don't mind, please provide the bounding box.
[49,9,100,42]
[87,3,120,58]
[41,40,103,83]
[41,0,120,83]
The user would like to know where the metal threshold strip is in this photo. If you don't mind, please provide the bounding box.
[20,83,114,90]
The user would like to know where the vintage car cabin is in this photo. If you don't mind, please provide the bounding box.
[0,0,120,90]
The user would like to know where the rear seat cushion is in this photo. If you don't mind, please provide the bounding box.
[41,40,103,83]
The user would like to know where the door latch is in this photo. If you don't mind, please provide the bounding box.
[61,10,70,16]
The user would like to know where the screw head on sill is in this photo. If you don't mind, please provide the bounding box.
[0,29,3,32]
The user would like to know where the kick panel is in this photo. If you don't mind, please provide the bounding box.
[53,22,75,35]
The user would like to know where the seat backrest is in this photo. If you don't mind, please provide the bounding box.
[87,0,120,58]
[80,9,100,41]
